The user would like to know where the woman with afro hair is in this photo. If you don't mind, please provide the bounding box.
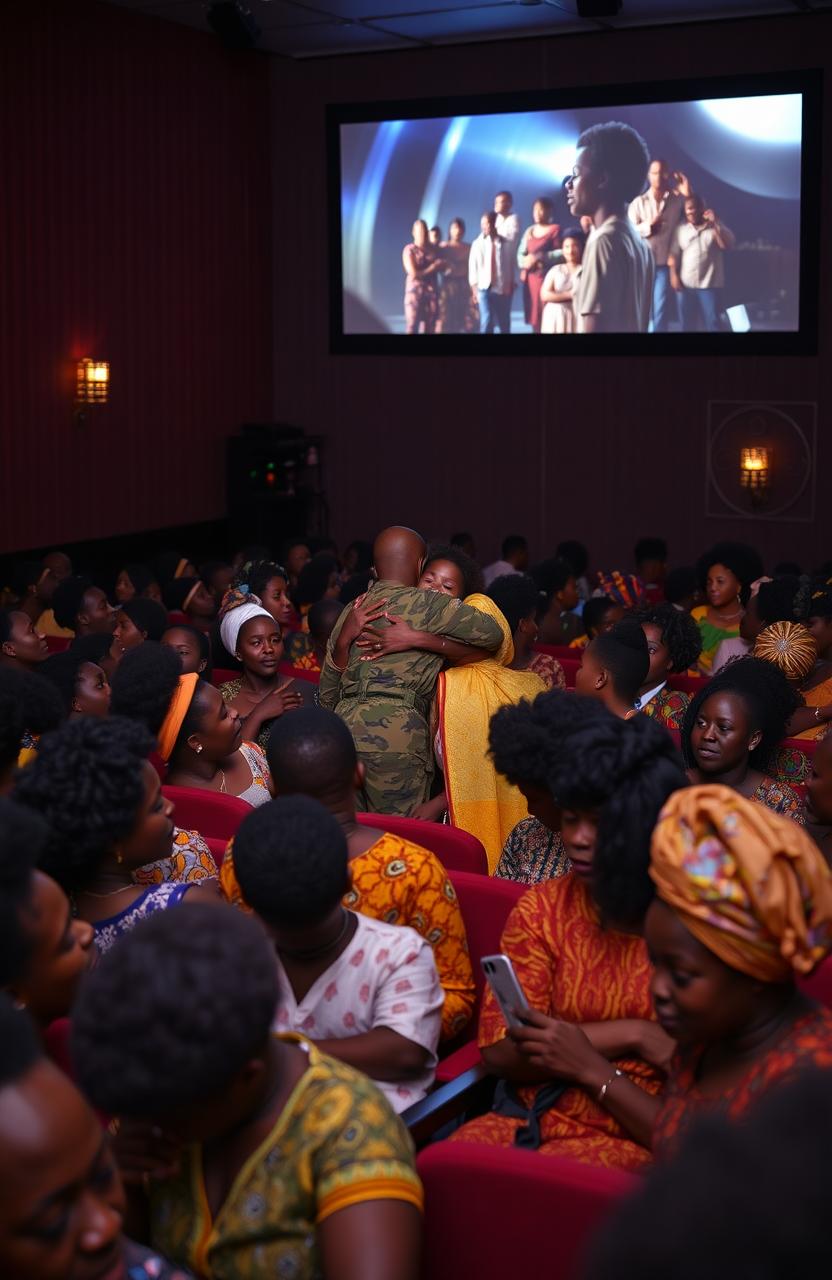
[634,601,703,729]
[681,656,804,821]
[451,708,688,1170]
[692,542,764,674]
[12,716,218,952]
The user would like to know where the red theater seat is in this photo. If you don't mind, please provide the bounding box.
[667,673,707,695]
[356,814,488,875]
[211,667,239,686]
[533,643,579,663]
[417,1142,635,1280]
[45,635,70,653]
[435,871,524,1083]
[799,956,832,1010]
[161,786,251,841]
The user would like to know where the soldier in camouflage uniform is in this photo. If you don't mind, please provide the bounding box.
[319,527,502,815]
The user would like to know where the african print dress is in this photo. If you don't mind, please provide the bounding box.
[450,873,664,1170]
[641,684,691,732]
[752,775,805,824]
[494,816,570,885]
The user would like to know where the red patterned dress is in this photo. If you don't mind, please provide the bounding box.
[653,1005,832,1159]
[450,873,663,1170]
[641,684,690,731]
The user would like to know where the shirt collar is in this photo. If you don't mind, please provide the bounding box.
[634,680,667,711]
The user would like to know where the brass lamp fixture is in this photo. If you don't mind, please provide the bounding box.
[740,446,770,509]
[76,359,109,404]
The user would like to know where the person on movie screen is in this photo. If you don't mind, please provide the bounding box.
[669,195,736,333]
[540,227,585,334]
[436,218,477,334]
[517,197,562,332]
[628,158,689,331]
[566,122,655,334]
[469,211,514,335]
[402,218,441,334]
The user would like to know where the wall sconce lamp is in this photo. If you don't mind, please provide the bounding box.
[740,446,770,508]
[76,359,109,404]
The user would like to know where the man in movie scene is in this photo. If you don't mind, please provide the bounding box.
[669,194,736,333]
[566,122,655,334]
[468,210,514,334]
[629,158,689,331]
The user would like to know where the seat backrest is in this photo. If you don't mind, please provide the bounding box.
[799,955,832,1010]
[447,870,524,1011]
[356,814,488,874]
[211,667,240,686]
[667,673,707,695]
[533,643,578,662]
[162,785,251,841]
[417,1141,635,1280]
[45,635,70,653]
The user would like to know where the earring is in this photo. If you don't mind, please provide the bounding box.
[193,743,203,754]
[116,850,123,865]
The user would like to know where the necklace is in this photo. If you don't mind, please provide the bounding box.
[219,769,227,794]
[278,909,353,962]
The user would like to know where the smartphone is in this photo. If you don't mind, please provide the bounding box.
[481,954,530,1031]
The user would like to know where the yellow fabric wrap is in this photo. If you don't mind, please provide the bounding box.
[650,784,832,982]
[439,594,545,873]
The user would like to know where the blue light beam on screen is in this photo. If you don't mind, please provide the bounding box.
[342,120,404,299]
[699,95,801,145]
[420,117,471,228]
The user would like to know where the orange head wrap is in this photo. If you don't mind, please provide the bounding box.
[157,672,199,763]
[753,620,817,684]
[650,784,832,983]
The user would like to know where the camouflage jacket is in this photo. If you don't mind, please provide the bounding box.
[318,580,503,717]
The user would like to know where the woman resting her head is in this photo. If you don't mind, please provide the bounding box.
[40,648,111,719]
[110,597,169,662]
[0,801,95,1033]
[0,608,48,673]
[451,712,688,1170]
[71,904,423,1280]
[645,784,832,1157]
[161,672,273,808]
[218,602,310,751]
[0,996,195,1280]
[11,716,218,954]
[681,656,804,821]
[692,541,764,675]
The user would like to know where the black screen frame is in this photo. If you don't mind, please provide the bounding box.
[326,68,821,357]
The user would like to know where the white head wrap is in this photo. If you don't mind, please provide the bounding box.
[220,602,275,657]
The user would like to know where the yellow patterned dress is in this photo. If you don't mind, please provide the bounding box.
[149,1035,422,1279]
[220,831,475,1040]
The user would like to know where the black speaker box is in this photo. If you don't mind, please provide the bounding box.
[207,2,261,50]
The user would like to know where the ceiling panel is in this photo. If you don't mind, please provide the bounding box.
[100,0,814,57]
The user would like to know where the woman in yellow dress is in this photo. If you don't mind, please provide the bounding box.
[691,542,763,674]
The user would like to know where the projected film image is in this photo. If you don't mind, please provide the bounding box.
[339,92,802,336]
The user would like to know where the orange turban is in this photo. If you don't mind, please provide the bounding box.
[753,621,817,683]
[157,672,199,763]
[650,784,832,983]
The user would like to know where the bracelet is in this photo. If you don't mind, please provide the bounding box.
[815,705,823,723]
[597,1068,624,1104]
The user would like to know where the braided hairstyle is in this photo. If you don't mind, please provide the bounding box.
[680,655,801,774]
[12,716,154,893]
[549,713,687,929]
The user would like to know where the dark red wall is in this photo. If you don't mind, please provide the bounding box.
[270,13,831,573]
[0,1,273,555]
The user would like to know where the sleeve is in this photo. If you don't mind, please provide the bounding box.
[478,886,558,1049]
[374,933,443,1060]
[717,222,735,250]
[407,851,476,1039]
[468,240,478,286]
[517,226,530,266]
[424,594,503,649]
[504,213,520,243]
[575,234,612,318]
[313,1073,423,1222]
[628,196,652,238]
[494,824,523,882]
[317,655,342,710]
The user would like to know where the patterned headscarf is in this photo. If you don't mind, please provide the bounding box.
[753,620,817,683]
[596,571,645,610]
[650,784,832,982]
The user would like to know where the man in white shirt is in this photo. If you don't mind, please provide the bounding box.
[469,211,514,334]
[566,122,654,334]
[669,195,736,333]
[233,795,443,1114]
[628,159,688,332]
[483,535,529,588]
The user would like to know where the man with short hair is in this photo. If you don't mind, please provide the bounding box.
[319,526,502,814]
[469,211,514,334]
[483,535,530,588]
[566,122,654,334]
[629,158,689,331]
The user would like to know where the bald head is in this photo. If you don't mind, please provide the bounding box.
[372,526,427,588]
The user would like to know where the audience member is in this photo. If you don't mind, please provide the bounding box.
[692,541,764,673]
[234,796,443,1112]
[0,667,64,774]
[483,535,529,588]
[162,673,273,807]
[681,656,803,820]
[634,601,703,728]
[575,618,650,718]
[452,713,686,1168]
[161,623,211,676]
[12,717,217,952]
[219,601,309,751]
[155,551,196,585]
[114,561,163,604]
[111,597,169,661]
[71,904,422,1279]
[532,557,584,644]
[282,538,312,590]
[567,122,654,333]
[52,575,114,639]
[25,551,74,637]
[665,565,702,613]
[0,607,48,672]
[646,786,832,1154]
[40,649,111,719]
[487,573,566,690]
[634,536,668,603]
[555,540,591,602]
[568,595,624,649]
[162,576,216,631]
[292,597,342,674]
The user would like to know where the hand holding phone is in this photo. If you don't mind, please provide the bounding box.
[481,954,530,1031]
